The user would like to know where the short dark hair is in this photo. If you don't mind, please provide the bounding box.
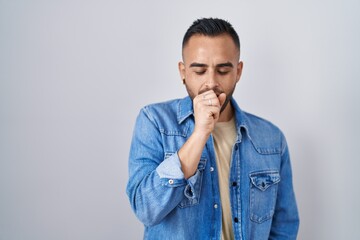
[182,18,240,51]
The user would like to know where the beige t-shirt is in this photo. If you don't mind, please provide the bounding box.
[212,117,237,240]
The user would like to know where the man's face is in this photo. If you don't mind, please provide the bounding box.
[179,34,243,111]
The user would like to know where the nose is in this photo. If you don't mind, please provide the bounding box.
[205,72,219,88]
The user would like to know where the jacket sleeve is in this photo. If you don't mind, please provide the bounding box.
[269,136,300,239]
[126,107,201,227]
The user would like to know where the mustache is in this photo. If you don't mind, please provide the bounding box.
[198,87,224,96]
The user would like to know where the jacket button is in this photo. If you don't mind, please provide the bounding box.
[210,167,214,172]
[168,179,174,184]
[234,217,239,223]
[232,182,237,187]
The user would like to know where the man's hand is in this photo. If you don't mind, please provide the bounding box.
[178,90,226,179]
[193,90,227,136]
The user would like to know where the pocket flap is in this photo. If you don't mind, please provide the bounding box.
[249,171,280,191]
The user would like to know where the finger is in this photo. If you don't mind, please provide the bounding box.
[218,93,227,107]
[199,89,215,97]
[199,90,216,100]
[206,105,221,119]
[194,91,213,105]
[201,98,214,108]
[205,96,221,108]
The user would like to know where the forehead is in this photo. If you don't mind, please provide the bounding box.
[182,34,239,63]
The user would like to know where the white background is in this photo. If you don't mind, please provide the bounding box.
[1,0,359,239]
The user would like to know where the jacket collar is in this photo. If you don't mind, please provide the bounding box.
[177,96,194,124]
[231,98,251,143]
[177,96,251,142]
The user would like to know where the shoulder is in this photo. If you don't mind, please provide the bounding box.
[143,98,180,112]
[231,99,283,138]
[136,98,186,131]
[242,111,282,134]
[240,110,287,154]
[141,98,181,120]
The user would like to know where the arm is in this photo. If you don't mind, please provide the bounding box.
[179,91,226,179]
[126,91,225,226]
[126,108,189,226]
[269,137,300,239]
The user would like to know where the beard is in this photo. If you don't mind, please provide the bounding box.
[185,84,235,114]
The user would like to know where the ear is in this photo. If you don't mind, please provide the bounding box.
[236,61,243,83]
[178,61,186,80]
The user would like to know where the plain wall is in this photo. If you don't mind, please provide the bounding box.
[1,0,359,239]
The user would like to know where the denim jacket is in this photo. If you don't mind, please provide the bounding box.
[126,96,299,240]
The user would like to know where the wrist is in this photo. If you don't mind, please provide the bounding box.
[192,128,211,142]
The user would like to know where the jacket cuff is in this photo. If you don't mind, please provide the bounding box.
[156,152,184,178]
[184,170,200,199]
[156,152,200,189]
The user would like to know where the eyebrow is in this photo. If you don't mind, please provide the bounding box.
[189,62,234,68]
[216,62,234,68]
[189,63,208,68]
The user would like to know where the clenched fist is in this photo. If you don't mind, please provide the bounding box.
[193,90,226,136]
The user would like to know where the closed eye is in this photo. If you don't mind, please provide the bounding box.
[218,70,230,75]
[195,70,206,75]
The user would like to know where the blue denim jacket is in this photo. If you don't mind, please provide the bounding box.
[126,96,299,240]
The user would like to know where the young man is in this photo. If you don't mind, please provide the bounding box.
[126,18,299,240]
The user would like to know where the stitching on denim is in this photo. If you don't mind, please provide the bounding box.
[249,170,280,223]
[159,128,188,137]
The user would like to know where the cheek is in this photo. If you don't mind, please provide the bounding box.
[184,81,200,99]
[222,78,238,93]
[185,75,205,89]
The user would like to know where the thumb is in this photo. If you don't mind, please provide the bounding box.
[218,93,227,108]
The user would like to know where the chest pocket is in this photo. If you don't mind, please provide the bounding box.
[249,170,280,223]
[178,158,207,208]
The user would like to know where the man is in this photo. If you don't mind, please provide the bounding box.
[126,18,299,240]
